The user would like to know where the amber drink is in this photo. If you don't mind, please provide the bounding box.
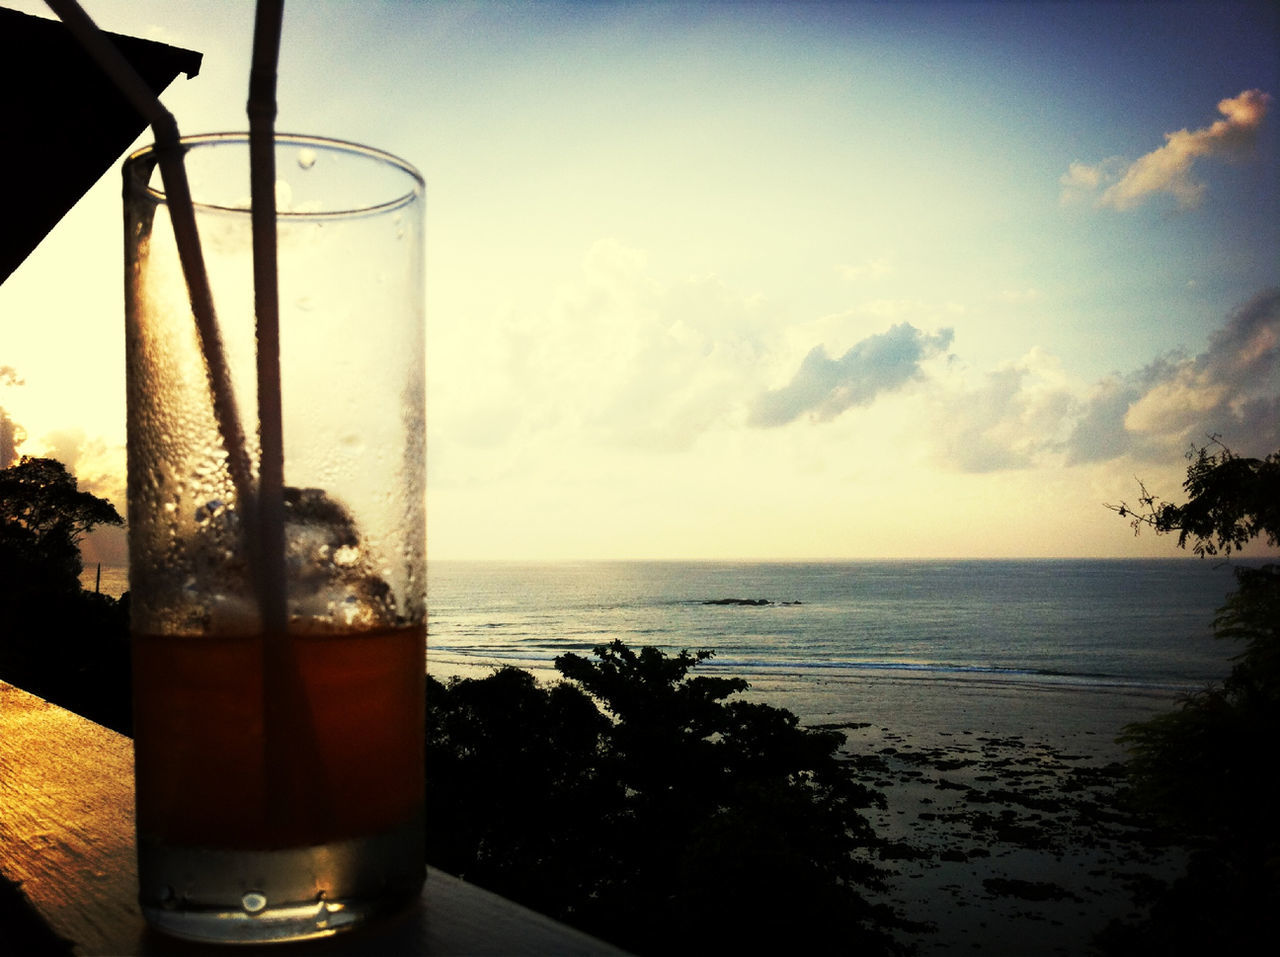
[123,134,425,943]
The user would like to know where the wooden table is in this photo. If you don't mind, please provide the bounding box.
[0,680,624,955]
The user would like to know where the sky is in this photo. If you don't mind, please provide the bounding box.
[1,0,1277,562]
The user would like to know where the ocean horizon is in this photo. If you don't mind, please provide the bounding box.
[83,556,1251,684]
[87,556,1258,735]
[426,557,1245,677]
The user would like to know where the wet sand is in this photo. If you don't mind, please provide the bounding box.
[749,671,1188,954]
[429,656,1190,954]
[838,723,1178,954]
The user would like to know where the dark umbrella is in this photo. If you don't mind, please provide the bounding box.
[0,7,202,285]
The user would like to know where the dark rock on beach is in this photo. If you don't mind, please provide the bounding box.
[701,597,803,606]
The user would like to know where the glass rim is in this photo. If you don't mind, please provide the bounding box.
[123,132,424,219]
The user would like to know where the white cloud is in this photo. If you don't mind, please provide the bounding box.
[748,323,954,428]
[432,235,1278,512]
[1068,289,1280,460]
[0,409,21,469]
[929,349,1077,473]
[38,427,127,510]
[838,256,892,281]
[431,239,776,493]
[996,288,1041,304]
[1061,365,1159,465]
[925,290,1279,473]
[1124,375,1228,435]
[1,367,26,468]
[1061,89,1271,210]
[1059,156,1128,204]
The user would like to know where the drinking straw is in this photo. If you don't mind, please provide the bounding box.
[249,0,287,639]
[54,0,328,841]
[247,0,322,836]
[44,0,258,536]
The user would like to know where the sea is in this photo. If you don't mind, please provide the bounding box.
[84,558,1261,746]
[426,558,1246,684]
[424,558,1260,748]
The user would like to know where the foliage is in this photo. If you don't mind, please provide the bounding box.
[425,665,616,914]
[1099,442,1280,952]
[0,455,122,591]
[1107,438,1280,557]
[0,456,130,732]
[1117,566,1280,835]
[427,640,912,955]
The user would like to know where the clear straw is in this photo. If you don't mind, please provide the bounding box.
[249,0,287,639]
[49,0,323,831]
[44,0,258,541]
[247,0,324,834]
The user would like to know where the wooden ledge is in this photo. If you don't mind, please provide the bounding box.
[0,681,624,955]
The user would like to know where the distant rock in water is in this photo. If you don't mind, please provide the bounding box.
[702,598,802,606]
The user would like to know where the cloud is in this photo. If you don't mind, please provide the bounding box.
[925,291,1279,474]
[931,350,1077,473]
[39,428,127,508]
[1062,356,1181,465]
[748,323,954,427]
[1067,288,1280,461]
[1061,89,1271,210]
[0,408,21,469]
[996,288,1041,304]
[838,256,892,281]
[1060,156,1128,202]
[1,367,25,468]
[1124,288,1279,443]
[431,239,776,484]
[435,238,1276,500]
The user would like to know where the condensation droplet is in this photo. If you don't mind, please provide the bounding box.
[297,148,317,170]
[241,891,268,914]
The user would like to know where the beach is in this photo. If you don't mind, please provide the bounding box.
[806,675,1183,955]
[96,556,1210,952]
[422,559,1229,954]
[429,655,1188,955]
[842,720,1175,956]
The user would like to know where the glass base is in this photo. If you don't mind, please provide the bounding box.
[138,817,424,944]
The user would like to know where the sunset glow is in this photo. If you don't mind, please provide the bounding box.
[2,0,1276,561]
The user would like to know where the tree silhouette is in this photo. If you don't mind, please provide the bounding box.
[0,456,130,732]
[1099,441,1280,953]
[0,455,122,593]
[427,641,913,955]
[1107,437,1280,558]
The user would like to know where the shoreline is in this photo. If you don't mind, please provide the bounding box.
[761,673,1182,954]
[428,653,1185,954]
[3,657,1185,956]
[841,722,1179,955]
[428,651,1186,757]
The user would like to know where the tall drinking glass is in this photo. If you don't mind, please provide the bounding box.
[122,133,425,943]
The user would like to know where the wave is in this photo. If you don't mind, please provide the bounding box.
[699,658,1200,693]
[426,642,1204,695]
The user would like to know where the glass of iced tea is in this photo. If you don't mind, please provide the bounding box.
[122,133,425,943]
